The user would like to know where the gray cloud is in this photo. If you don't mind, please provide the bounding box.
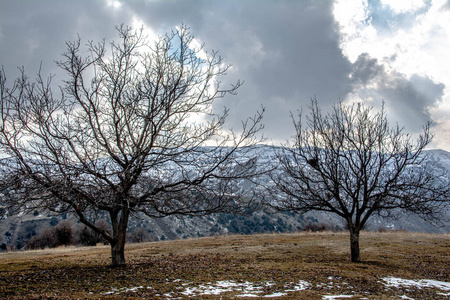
[126,0,353,138]
[351,53,385,85]
[0,0,355,141]
[350,53,445,132]
[380,75,444,131]
[0,1,134,77]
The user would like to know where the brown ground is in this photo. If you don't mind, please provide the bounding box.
[0,231,448,299]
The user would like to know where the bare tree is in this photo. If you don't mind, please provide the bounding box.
[0,25,264,266]
[271,99,449,262]
[127,227,152,243]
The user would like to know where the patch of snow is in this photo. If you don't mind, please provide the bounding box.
[383,277,450,291]
[264,292,288,297]
[285,280,311,291]
[179,287,197,296]
[102,286,145,295]
[180,280,265,296]
[322,295,353,299]
[176,279,313,297]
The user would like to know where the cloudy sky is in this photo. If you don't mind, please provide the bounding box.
[1,0,449,150]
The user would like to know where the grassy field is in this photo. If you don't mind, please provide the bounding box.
[0,231,449,299]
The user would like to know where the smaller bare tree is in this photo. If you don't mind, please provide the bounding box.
[271,99,449,262]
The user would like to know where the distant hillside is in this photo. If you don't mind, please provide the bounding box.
[1,146,449,250]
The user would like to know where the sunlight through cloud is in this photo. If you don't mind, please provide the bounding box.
[106,0,122,9]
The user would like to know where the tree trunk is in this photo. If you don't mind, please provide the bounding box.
[349,228,361,262]
[109,208,130,267]
[111,241,126,266]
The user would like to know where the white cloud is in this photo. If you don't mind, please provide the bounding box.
[334,0,450,85]
[333,0,450,150]
[332,0,370,63]
[130,16,158,43]
[379,0,427,13]
[106,0,122,9]
[187,37,209,61]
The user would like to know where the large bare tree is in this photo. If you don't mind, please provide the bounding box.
[0,25,264,266]
[271,99,449,262]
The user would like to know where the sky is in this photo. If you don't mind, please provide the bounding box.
[1,0,449,151]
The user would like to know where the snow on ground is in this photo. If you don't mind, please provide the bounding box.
[102,285,146,295]
[263,292,287,297]
[382,277,450,291]
[180,280,267,296]
[382,277,450,298]
[179,280,309,297]
[101,279,309,297]
[101,277,450,298]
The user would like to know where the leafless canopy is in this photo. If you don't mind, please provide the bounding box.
[271,99,449,262]
[0,25,264,265]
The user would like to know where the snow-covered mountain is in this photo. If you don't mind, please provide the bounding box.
[252,145,450,233]
[0,146,449,250]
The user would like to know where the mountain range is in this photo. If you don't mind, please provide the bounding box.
[0,146,449,250]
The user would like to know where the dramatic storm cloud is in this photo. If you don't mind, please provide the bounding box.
[123,0,354,138]
[1,0,449,149]
[349,53,445,131]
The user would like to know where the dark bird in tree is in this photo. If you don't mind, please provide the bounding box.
[270,98,449,262]
[0,25,265,266]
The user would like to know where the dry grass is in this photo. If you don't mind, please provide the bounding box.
[0,231,448,299]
